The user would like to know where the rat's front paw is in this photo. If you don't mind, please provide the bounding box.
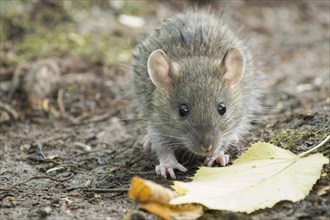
[155,146,187,179]
[204,151,230,167]
[155,160,187,179]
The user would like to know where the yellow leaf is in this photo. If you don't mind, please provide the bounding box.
[128,176,203,220]
[234,142,296,163]
[171,141,329,213]
[172,181,188,195]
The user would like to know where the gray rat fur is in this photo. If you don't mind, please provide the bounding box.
[131,10,260,179]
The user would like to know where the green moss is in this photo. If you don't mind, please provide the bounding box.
[1,0,133,69]
[0,0,24,17]
[261,127,327,149]
[9,24,130,66]
[121,0,150,16]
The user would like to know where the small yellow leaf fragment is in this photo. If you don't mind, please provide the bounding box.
[4,196,15,201]
[317,185,330,196]
[321,173,327,177]
[61,197,73,205]
[128,176,203,220]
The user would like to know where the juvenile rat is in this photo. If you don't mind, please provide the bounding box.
[131,11,260,179]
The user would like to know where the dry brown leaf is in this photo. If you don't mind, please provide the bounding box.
[128,176,203,220]
[128,176,176,204]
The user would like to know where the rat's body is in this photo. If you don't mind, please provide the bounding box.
[131,11,260,178]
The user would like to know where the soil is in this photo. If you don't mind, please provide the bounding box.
[0,1,329,220]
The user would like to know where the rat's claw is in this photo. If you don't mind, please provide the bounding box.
[155,163,187,179]
[205,156,216,167]
[205,151,230,167]
[168,168,176,179]
[216,153,230,166]
[155,165,166,178]
[176,163,188,173]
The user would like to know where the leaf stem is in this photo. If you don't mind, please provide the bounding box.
[299,135,330,158]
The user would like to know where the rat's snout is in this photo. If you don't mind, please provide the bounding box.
[200,144,213,153]
[198,136,213,153]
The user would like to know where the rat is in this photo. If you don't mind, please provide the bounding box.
[131,10,260,179]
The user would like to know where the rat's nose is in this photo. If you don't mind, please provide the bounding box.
[201,144,213,153]
[198,133,213,153]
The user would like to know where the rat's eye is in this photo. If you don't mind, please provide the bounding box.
[179,104,189,117]
[217,102,226,115]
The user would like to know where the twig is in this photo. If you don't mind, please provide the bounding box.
[83,188,128,193]
[57,89,65,113]
[67,149,107,160]
[65,179,94,191]
[36,133,73,145]
[70,112,114,127]
[0,174,74,191]
[128,171,155,175]
[299,135,330,157]
[0,101,19,120]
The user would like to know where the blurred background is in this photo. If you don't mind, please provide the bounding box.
[0,0,228,121]
[0,1,329,219]
[0,0,329,123]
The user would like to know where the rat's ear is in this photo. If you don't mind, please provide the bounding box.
[147,49,177,91]
[220,48,245,86]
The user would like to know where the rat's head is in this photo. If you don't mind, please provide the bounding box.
[147,48,246,156]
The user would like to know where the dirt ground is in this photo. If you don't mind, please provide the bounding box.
[0,1,329,219]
